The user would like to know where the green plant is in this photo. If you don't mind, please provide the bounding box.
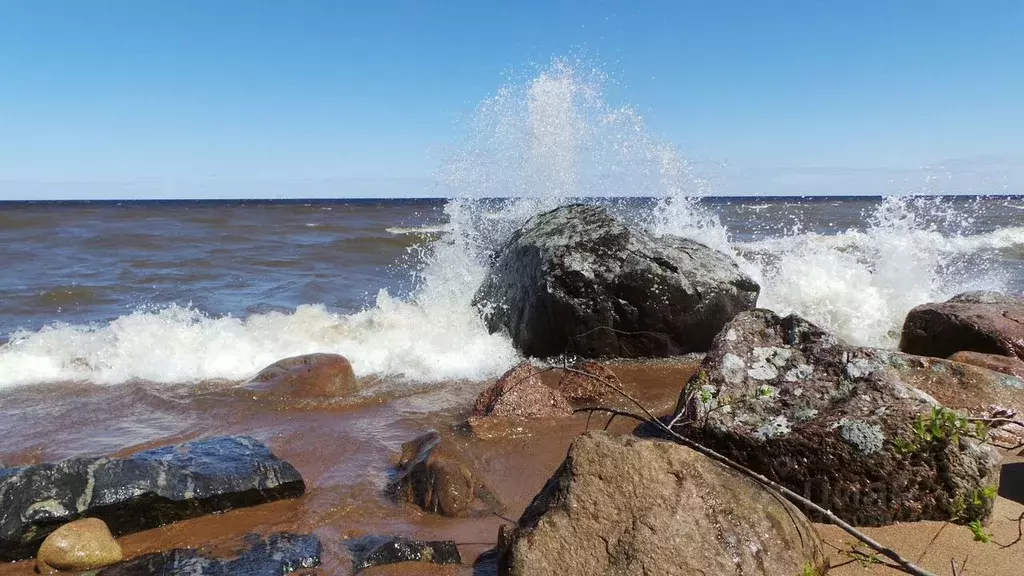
[951,486,998,524]
[896,407,989,454]
[699,387,714,405]
[891,436,917,455]
[799,561,822,576]
[913,407,972,445]
[969,519,992,543]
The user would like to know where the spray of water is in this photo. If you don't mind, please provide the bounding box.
[0,57,1017,388]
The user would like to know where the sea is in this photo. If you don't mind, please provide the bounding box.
[1,58,1023,392]
[0,194,1022,392]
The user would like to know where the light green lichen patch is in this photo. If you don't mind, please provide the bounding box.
[784,364,813,382]
[722,353,746,384]
[836,418,885,454]
[793,408,818,422]
[844,358,876,380]
[755,416,792,440]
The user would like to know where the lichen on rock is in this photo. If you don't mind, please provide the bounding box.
[671,309,1001,527]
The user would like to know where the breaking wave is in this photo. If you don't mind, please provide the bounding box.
[0,58,1019,388]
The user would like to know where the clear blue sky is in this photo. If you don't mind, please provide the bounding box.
[1,1,1021,198]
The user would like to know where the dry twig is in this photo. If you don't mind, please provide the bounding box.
[563,365,938,576]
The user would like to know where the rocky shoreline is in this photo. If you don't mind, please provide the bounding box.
[3,205,1024,575]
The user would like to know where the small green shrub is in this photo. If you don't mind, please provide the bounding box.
[969,519,992,543]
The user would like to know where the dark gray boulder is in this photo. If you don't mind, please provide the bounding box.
[348,535,461,572]
[0,436,305,561]
[900,291,1024,360]
[472,204,759,359]
[96,532,321,576]
[672,309,1002,527]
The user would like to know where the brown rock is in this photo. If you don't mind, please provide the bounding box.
[460,416,532,440]
[499,432,824,576]
[37,518,123,572]
[949,350,1024,379]
[900,291,1024,360]
[386,431,504,518]
[557,360,620,403]
[674,310,1002,527]
[472,361,571,419]
[247,353,358,397]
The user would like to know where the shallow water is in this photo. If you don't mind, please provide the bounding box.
[2,55,1024,574]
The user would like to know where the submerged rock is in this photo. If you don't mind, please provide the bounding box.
[0,436,305,561]
[900,291,1024,360]
[949,350,1024,380]
[499,431,823,576]
[37,518,123,572]
[246,352,358,397]
[348,535,461,572]
[473,204,759,359]
[386,430,504,518]
[472,361,571,419]
[96,532,320,576]
[673,309,1001,526]
[557,360,620,403]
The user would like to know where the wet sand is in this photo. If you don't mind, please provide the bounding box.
[2,359,1023,575]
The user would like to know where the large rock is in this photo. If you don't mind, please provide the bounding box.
[246,353,358,397]
[386,431,504,518]
[472,361,571,419]
[674,309,1002,527]
[949,351,1024,380]
[498,431,823,576]
[37,518,123,572]
[900,292,1024,360]
[0,436,305,561]
[96,532,320,576]
[348,535,461,572]
[473,204,759,359]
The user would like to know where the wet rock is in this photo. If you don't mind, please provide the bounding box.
[673,309,1002,527]
[473,204,759,359]
[96,532,320,576]
[386,431,504,518]
[557,360,620,403]
[900,291,1024,360]
[37,518,123,572]
[348,535,461,572]
[0,436,305,561]
[950,350,1024,379]
[247,352,358,397]
[498,431,823,576]
[459,416,533,440]
[472,361,571,419]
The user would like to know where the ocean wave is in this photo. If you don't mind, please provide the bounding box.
[385,225,449,235]
[0,296,519,390]
[2,58,1017,390]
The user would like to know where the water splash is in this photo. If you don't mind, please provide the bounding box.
[0,58,1018,389]
[745,196,1011,347]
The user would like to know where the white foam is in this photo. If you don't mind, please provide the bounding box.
[385,225,449,235]
[741,197,1016,347]
[0,295,519,389]
[1,59,1019,389]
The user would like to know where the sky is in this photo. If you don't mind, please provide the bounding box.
[1,1,1022,199]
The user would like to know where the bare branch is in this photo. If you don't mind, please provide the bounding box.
[998,512,1024,549]
[569,366,937,576]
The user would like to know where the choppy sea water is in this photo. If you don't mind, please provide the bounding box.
[3,58,1023,390]
[0,195,1021,390]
